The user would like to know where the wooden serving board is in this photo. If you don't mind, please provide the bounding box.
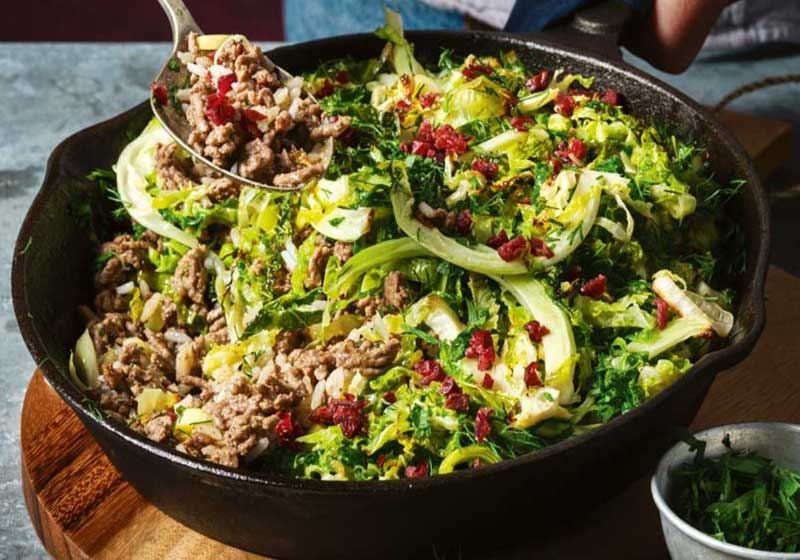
[20,112,795,559]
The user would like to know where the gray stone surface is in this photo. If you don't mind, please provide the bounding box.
[0,42,797,559]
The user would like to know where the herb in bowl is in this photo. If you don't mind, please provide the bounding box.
[673,435,800,553]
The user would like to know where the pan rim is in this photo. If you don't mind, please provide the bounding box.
[12,29,769,495]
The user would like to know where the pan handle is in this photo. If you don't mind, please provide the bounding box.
[534,0,632,61]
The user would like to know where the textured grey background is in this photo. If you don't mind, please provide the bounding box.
[1,42,798,559]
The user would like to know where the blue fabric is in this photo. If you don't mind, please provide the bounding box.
[283,0,463,42]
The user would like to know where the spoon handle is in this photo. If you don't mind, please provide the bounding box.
[157,0,203,50]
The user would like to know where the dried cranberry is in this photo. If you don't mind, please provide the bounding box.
[384,391,397,404]
[316,80,335,98]
[554,92,575,117]
[486,230,509,249]
[400,142,412,154]
[525,70,551,93]
[417,120,435,144]
[524,320,550,343]
[456,209,473,236]
[310,404,334,425]
[655,298,669,330]
[601,89,620,106]
[465,330,495,371]
[475,407,492,442]
[241,108,266,137]
[434,124,470,155]
[446,392,470,412]
[471,158,499,180]
[335,70,349,84]
[580,274,607,300]
[376,454,386,468]
[405,462,429,479]
[217,73,236,95]
[549,157,562,175]
[151,82,168,105]
[530,237,554,259]
[510,115,533,132]
[524,362,542,387]
[204,92,236,126]
[166,409,177,422]
[411,140,435,158]
[497,235,528,262]
[439,376,462,396]
[275,411,304,447]
[567,137,587,160]
[504,93,519,113]
[482,373,494,389]
[419,92,440,108]
[415,359,445,386]
[396,99,411,113]
[462,62,493,81]
[330,395,368,439]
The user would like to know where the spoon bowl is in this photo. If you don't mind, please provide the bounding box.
[151,0,329,192]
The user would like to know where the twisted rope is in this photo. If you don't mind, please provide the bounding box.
[712,73,800,113]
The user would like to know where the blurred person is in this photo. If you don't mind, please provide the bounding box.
[284,0,800,73]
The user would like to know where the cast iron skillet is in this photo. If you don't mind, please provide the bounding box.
[12,4,769,558]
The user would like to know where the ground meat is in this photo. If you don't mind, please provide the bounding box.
[156,142,195,191]
[305,236,332,289]
[329,337,400,377]
[205,177,241,202]
[203,122,242,167]
[94,234,150,289]
[332,241,353,264]
[97,385,136,423]
[309,115,352,142]
[354,296,383,318]
[383,271,410,310]
[274,329,307,354]
[173,34,350,188]
[206,306,229,344]
[104,337,173,392]
[143,415,173,443]
[238,138,274,180]
[94,288,130,313]
[273,162,326,188]
[172,245,208,305]
[90,313,140,355]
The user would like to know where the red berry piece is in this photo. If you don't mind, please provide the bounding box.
[445,392,470,412]
[482,373,494,389]
[471,158,499,180]
[497,235,528,262]
[655,298,669,330]
[510,115,532,132]
[151,82,168,105]
[486,230,509,249]
[475,407,492,442]
[405,461,429,479]
[601,89,620,106]
[580,274,608,300]
[415,359,445,386]
[530,237,554,259]
[456,209,473,236]
[524,320,550,343]
[525,70,551,93]
[554,92,575,117]
[524,362,542,387]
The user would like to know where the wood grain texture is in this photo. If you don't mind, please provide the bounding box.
[20,266,800,560]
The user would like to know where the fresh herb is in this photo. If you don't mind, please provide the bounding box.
[674,437,800,553]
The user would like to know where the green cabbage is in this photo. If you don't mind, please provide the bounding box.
[115,119,198,248]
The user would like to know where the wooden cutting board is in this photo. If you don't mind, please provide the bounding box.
[19,112,795,559]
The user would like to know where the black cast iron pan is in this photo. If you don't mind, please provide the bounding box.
[12,3,769,558]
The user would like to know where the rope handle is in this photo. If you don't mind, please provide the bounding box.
[713,73,800,113]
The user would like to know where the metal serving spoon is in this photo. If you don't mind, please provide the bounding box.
[152,0,327,192]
